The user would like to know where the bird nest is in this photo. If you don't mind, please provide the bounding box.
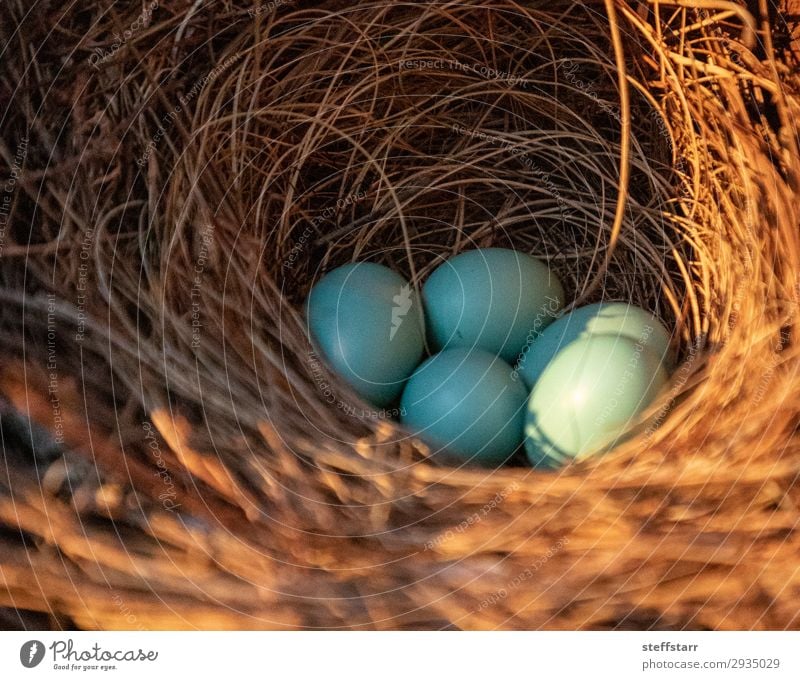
[1,0,799,629]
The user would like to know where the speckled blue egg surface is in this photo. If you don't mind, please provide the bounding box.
[306,262,425,407]
[422,248,564,363]
[525,334,668,468]
[400,348,528,466]
[516,302,673,389]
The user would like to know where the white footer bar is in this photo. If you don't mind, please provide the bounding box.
[1,631,797,679]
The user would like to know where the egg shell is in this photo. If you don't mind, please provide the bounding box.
[516,302,673,389]
[401,348,528,466]
[422,248,564,363]
[306,262,425,407]
[525,334,668,468]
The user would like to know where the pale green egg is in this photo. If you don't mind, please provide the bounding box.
[401,348,528,466]
[525,334,668,468]
[305,262,425,407]
[422,248,564,363]
[516,302,673,389]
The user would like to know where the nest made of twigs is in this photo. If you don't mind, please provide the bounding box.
[0,0,799,630]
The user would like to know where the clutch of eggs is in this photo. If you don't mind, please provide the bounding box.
[305,248,672,468]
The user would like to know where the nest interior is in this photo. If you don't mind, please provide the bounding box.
[0,0,799,629]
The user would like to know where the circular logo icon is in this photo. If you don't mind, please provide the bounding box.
[20,640,45,668]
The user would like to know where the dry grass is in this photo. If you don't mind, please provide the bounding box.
[0,0,798,629]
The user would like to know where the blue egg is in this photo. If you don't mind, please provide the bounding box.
[400,348,528,466]
[306,262,425,407]
[516,302,673,389]
[525,334,668,468]
[422,248,564,363]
